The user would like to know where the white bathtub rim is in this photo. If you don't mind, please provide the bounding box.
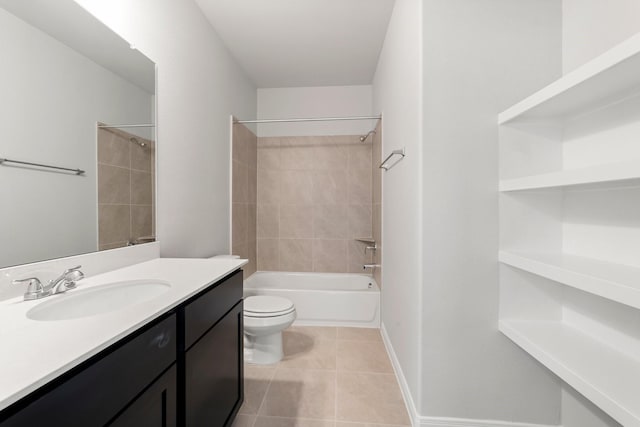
[243,271,380,328]
[245,270,379,291]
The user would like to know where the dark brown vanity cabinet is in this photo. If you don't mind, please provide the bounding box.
[0,268,244,427]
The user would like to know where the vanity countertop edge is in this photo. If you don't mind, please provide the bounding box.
[0,257,247,411]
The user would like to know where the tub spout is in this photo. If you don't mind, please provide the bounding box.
[363,264,381,270]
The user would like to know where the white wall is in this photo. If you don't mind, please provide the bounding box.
[563,0,640,73]
[74,0,257,258]
[0,7,152,268]
[372,0,423,419]
[562,387,621,427]
[256,85,373,137]
[420,0,563,423]
[373,0,566,424]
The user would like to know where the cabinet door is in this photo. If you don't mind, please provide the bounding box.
[185,302,243,427]
[109,365,177,427]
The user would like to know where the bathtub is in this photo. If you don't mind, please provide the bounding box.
[243,271,380,328]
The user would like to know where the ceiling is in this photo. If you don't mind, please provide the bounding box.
[0,0,155,94]
[195,0,396,88]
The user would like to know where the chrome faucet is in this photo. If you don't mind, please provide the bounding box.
[13,265,84,301]
[363,264,381,271]
[48,265,84,294]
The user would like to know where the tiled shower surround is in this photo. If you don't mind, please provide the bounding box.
[232,123,258,276]
[97,127,155,251]
[256,135,374,273]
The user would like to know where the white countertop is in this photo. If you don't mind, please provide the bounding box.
[0,257,247,411]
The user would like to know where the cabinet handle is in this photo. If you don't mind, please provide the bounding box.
[150,331,171,349]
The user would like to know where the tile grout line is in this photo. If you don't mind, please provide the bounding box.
[274,366,394,376]
[251,367,275,427]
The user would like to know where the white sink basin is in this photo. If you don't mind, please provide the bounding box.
[26,280,171,321]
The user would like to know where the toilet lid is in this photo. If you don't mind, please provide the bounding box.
[244,296,294,317]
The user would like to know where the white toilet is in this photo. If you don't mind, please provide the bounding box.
[208,255,296,365]
[243,295,296,364]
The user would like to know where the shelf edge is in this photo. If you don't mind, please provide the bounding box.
[499,321,640,427]
[498,33,640,124]
[499,251,640,310]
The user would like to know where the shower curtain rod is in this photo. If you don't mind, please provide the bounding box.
[98,124,155,128]
[234,115,381,124]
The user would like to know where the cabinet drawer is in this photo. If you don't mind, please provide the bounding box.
[1,314,176,427]
[184,269,242,349]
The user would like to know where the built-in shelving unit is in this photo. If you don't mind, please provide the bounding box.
[499,32,640,427]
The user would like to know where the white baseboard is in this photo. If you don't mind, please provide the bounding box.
[418,416,560,427]
[379,323,560,427]
[380,322,421,426]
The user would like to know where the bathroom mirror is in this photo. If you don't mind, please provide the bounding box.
[0,0,156,269]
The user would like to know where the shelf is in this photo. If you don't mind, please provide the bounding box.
[500,320,640,427]
[499,33,640,125]
[500,251,640,310]
[499,161,640,191]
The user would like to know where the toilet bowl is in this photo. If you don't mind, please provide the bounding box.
[207,256,296,364]
[243,295,296,365]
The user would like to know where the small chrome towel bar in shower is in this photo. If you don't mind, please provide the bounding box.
[0,157,85,175]
[97,123,154,129]
[234,115,381,124]
[379,148,405,171]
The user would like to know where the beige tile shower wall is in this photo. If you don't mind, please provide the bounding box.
[372,122,382,287]
[97,127,155,251]
[256,135,373,273]
[232,123,257,276]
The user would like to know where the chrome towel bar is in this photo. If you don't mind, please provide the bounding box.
[0,157,85,175]
[234,115,381,124]
[379,148,405,171]
[97,123,154,129]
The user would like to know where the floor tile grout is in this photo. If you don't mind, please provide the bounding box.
[251,368,274,427]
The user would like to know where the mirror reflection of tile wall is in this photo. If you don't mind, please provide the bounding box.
[372,121,382,287]
[97,127,155,250]
[232,123,258,276]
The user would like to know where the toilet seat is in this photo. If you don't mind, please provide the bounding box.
[244,296,295,318]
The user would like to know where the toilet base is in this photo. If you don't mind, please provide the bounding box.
[244,331,284,365]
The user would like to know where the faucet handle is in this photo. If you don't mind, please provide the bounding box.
[63,266,84,289]
[64,265,82,275]
[12,278,51,300]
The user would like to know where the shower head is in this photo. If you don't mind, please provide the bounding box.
[359,130,377,142]
[130,137,147,148]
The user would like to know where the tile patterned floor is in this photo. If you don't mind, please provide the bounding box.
[232,326,411,427]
